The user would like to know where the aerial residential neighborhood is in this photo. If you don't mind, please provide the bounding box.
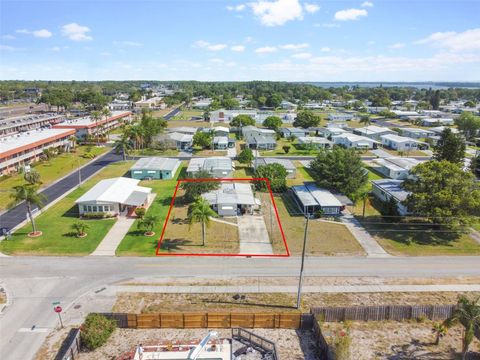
[1,0,480,359]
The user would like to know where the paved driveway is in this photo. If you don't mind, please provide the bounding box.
[237,215,273,255]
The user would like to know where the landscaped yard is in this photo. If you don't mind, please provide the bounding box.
[267,193,365,256]
[260,137,320,156]
[0,145,109,211]
[130,148,179,157]
[0,161,134,255]
[170,109,203,121]
[166,120,210,128]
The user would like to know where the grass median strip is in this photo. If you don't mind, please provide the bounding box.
[0,161,133,255]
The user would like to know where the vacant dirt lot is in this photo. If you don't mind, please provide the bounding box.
[323,320,480,359]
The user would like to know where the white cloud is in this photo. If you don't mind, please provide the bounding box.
[255,46,277,53]
[15,29,52,38]
[250,0,304,26]
[226,4,246,11]
[361,1,374,8]
[414,28,480,52]
[367,40,376,45]
[334,8,368,21]
[279,43,309,50]
[0,45,17,51]
[61,23,92,41]
[231,45,246,52]
[193,40,227,51]
[100,52,112,56]
[51,46,61,52]
[321,47,331,52]
[389,42,405,49]
[304,3,320,14]
[291,52,312,59]
[1,35,15,40]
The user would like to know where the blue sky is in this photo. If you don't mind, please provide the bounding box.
[1,0,479,81]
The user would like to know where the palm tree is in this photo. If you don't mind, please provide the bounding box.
[102,108,112,140]
[137,214,158,236]
[69,136,77,152]
[359,115,371,126]
[24,169,41,185]
[188,197,218,246]
[444,295,480,359]
[432,322,447,345]
[71,221,89,237]
[10,184,46,235]
[90,110,102,146]
[114,135,132,161]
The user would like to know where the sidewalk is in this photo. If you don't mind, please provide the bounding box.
[108,283,480,294]
[341,212,390,257]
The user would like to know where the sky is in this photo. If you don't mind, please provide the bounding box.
[1,0,479,82]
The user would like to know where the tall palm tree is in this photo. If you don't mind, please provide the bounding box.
[444,295,480,359]
[187,197,218,246]
[24,169,41,185]
[102,108,112,140]
[90,110,102,146]
[69,135,77,152]
[10,184,46,235]
[114,135,132,161]
[359,115,372,126]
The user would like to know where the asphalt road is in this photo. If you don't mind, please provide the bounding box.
[0,149,123,232]
[2,255,480,359]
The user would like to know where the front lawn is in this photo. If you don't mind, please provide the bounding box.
[0,161,134,255]
[170,110,204,121]
[269,193,365,256]
[260,138,320,157]
[130,148,179,156]
[0,145,109,211]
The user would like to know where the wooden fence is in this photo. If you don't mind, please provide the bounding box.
[54,328,81,360]
[99,312,306,330]
[311,304,457,322]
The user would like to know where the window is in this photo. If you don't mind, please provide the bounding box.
[92,206,97,212]
[87,205,92,212]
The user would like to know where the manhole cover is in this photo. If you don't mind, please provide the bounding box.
[74,305,81,309]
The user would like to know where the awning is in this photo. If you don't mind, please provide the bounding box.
[124,190,149,206]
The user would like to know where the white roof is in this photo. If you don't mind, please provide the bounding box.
[380,134,417,143]
[0,128,74,156]
[356,125,393,135]
[401,127,434,134]
[333,133,378,143]
[75,177,151,204]
[293,183,342,207]
[167,126,198,134]
[56,111,130,127]
[168,132,193,142]
[202,182,256,206]
[298,136,332,145]
[213,136,228,144]
[131,157,181,171]
[254,157,296,170]
[213,126,229,133]
[187,157,233,173]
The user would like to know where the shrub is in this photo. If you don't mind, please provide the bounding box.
[135,207,146,219]
[80,314,116,350]
[81,212,116,219]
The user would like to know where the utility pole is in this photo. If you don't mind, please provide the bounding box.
[296,215,309,309]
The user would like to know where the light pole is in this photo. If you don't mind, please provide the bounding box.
[296,214,309,309]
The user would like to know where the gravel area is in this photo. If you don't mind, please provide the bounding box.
[75,328,320,360]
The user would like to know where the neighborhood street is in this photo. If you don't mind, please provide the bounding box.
[1,255,480,359]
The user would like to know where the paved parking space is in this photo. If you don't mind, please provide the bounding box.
[237,215,273,255]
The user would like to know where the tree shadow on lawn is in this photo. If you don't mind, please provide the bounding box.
[160,238,195,251]
[388,339,457,360]
[360,215,463,246]
[61,204,80,218]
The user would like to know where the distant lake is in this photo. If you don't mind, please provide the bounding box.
[306,82,480,90]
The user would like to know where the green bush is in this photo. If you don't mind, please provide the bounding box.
[80,314,116,350]
[81,212,116,219]
[135,207,146,219]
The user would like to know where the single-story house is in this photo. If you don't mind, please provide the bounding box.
[297,136,332,149]
[371,179,410,215]
[328,113,354,121]
[167,132,194,150]
[242,126,277,150]
[372,157,422,180]
[421,118,454,127]
[130,157,181,180]
[280,100,298,110]
[332,133,379,149]
[317,127,348,139]
[167,126,198,135]
[186,157,234,178]
[380,134,429,151]
[213,136,229,150]
[391,110,420,120]
[291,182,345,216]
[280,127,309,138]
[254,158,297,179]
[353,125,397,140]
[202,182,260,216]
[429,126,460,135]
[399,127,435,139]
[75,177,151,216]
[212,126,230,137]
[209,109,257,123]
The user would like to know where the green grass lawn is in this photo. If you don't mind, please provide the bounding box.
[116,166,184,256]
[0,146,109,211]
[260,138,320,156]
[170,110,203,121]
[0,161,134,255]
[131,148,179,156]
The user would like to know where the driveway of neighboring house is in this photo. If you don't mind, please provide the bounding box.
[237,215,273,255]
[227,146,237,159]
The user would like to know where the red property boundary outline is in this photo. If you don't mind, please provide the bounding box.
[155,177,290,257]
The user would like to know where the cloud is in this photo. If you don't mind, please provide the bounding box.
[250,0,304,26]
[226,4,246,11]
[0,45,23,52]
[304,3,320,14]
[100,52,112,56]
[321,47,331,52]
[361,1,374,7]
[15,29,52,38]
[334,8,368,21]
[193,40,227,51]
[321,23,340,28]
[291,52,312,59]
[389,42,405,49]
[367,40,376,45]
[50,46,61,52]
[231,45,246,52]
[61,23,92,41]
[279,43,309,50]
[255,46,277,53]
[1,35,15,40]
[209,58,224,64]
[414,28,480,52]
[116,41,142,47]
